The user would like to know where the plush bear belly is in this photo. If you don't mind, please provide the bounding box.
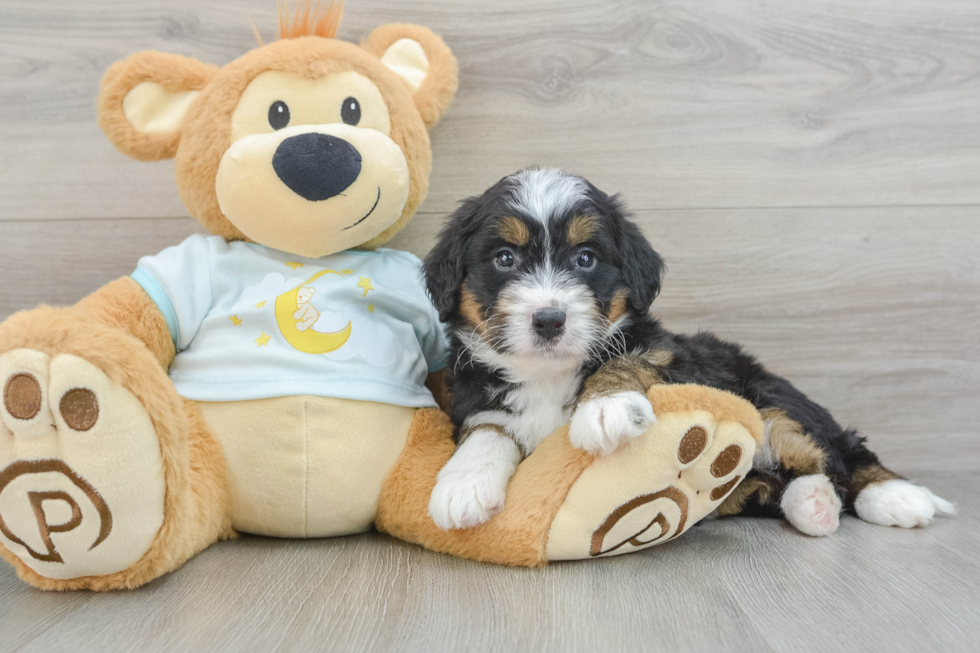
[195,396,414,538]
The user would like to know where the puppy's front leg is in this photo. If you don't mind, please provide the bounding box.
[429,420,522,530]
[569,355,661,455]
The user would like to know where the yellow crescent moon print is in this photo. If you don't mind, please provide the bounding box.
[274,269,352,354]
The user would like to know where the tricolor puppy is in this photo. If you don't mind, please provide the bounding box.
[423,168,954,535]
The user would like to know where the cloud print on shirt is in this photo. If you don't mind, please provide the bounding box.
[237,272,304,308]
[313,304,401,367]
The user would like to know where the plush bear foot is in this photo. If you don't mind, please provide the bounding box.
[547,386,763,560]
[377,386,763,567]
[0,348,166,581]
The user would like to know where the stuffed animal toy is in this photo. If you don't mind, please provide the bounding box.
[0,2,763,591]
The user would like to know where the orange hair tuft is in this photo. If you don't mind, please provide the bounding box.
[277,0,344,40]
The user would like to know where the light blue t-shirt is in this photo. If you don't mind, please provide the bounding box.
[131,234,447,407]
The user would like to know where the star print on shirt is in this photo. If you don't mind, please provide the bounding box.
[285,262,304,270]
[367,304,375,313]
[229,315,242,326]
[357,276,375,297]
[255,301,267,308]
[255,332,271,347]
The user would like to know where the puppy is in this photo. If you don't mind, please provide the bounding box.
[423,168,954,535]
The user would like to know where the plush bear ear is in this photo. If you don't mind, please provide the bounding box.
[98,51,218,161]
[361,24,458,129]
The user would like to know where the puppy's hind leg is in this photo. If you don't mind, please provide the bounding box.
[779,421,955,531]
[779,474,843,536]
[748,407,843,536]
[851,461,955,529]
[750,400,953,534]
[825,426,954,528]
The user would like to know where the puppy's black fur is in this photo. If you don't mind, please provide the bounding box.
[424,169,898,517]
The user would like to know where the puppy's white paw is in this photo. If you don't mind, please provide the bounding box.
[855,479,955,528]
[429,467,506,531]
[569,391,656,456]
[780,474,842,537]
[428,430,521,530]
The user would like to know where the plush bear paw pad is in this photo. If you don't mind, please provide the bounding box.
[546,408,758,561]
[0,349,165,580]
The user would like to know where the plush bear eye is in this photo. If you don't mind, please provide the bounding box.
[268,101,290,130]
[341,97,361,126]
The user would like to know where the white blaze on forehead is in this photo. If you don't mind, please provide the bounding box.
[506,266,577,308]
[507,168,588,228]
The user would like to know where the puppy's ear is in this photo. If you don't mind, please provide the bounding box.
[424,196,484,322]
[98,51,217,161]
[613,202,665,314]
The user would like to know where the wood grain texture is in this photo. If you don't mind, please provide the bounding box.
[2,0,980,219]
[0,0,979,651]
[1,207,976,465]
[0,469,974,653]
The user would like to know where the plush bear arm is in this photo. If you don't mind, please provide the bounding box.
[425,368,451,414]
[72,277,176,369]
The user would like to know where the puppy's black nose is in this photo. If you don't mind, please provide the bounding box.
[532,309,566,340]
[272,133,362,201]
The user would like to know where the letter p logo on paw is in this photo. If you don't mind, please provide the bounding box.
[0,351,167,580]
[0,460,112,564]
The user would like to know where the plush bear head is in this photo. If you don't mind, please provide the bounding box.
[97,2,457,258]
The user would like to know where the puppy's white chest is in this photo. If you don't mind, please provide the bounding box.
[503,370,580,453]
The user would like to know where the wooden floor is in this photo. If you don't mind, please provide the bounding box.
[1,0,978,651]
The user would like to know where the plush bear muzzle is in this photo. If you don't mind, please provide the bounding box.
[215,122,410,257]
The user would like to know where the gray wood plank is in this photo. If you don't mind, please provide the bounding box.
[0,468,974,653]
[1,206,976,468]
[2,0,980,220]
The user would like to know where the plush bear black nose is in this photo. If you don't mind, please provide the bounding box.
[272,133,362,201]
[532,309,566,340]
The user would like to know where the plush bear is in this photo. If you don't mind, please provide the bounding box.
[0,3,763,591]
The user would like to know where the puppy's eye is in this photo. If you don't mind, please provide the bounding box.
[495,250,516,269]
[575,250,597,269]
[341,97,361,126]
[268,101,290,130]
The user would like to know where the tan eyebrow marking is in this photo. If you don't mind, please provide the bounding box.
[567,215,597,246]
[497,216,530,246]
